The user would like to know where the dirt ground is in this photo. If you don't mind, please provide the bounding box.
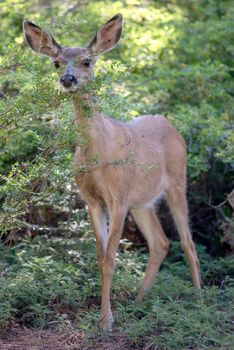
[0,327,79,350]
[0,325,136,350]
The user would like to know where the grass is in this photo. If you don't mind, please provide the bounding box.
[0,231,233,349]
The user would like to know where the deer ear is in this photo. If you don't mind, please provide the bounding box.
[88,14,123,55]
[23,20,61,58]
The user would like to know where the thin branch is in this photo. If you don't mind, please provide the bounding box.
[62,1,81,17]
[15,219,69,235]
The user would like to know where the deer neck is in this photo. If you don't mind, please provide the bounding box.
[72,91,100,124]
[72,91,107,155]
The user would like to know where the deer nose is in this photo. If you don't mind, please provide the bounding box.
[60,75,76,88]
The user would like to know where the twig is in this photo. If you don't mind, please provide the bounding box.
[15,219,69,235]
[62,1,81,17]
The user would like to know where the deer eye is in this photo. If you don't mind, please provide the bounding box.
[54,61,60,69]
[83,59,91,67]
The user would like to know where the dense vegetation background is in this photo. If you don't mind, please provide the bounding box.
[0,1,233,349]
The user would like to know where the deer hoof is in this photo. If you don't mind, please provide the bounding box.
[99,312,114,332]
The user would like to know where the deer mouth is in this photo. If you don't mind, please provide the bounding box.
[60,83,79,93]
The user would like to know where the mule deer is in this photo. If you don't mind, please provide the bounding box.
[23,14,201,331]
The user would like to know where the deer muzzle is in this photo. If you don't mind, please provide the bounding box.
[60,74,77,88]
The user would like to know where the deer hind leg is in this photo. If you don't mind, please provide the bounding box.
[166,187,201,288]
[131,208,169,302]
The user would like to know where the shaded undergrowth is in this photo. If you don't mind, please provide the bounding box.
[0,233,233,350]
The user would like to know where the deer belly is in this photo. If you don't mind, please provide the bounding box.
[129,165,168,208]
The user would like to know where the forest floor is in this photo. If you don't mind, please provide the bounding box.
[0,327,64,350]
[0,324,136,350]
[0,236,233,350]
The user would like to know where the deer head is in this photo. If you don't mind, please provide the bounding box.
[23,14,123,92]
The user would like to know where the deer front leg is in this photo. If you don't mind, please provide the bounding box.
[99,205,127,331]
[88,204,108,272]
